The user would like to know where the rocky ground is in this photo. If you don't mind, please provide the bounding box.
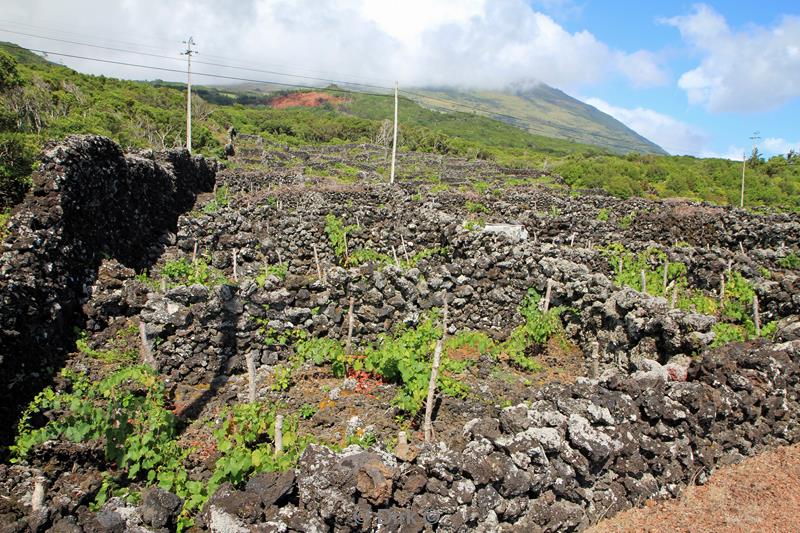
[0,136,799,532]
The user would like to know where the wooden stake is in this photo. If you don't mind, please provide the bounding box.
[192,241,198,263]
[662,262,669,294]
[618,257,623,278]
[245,351,257,403]
[312,243,322,280]
[355,214,361,229]
[139,321,152,364]
[543,279,553,312]
[277,249,283,267]
[739,242,745,255]
[423,339,443,442]
[570,233,575,247]
[442,297,449,337]
[590,341,599,379]
[160,277,167,292]
[31,476,46,512]
[671,283,678,309]
[232,250,238,281]
[720,274,726,302]
[343,230,349,263]
[345,296,355,354]
[274,415,284,455]
[391,245,400,267]
[753,295,761,336]
[400,235,410,263]
[640,270,647,294]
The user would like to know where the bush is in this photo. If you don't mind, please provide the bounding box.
[162,256,228,287]
[500,288,565,371]
[0,133,36,208]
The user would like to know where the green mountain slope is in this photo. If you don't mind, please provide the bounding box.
[409,85,667,156]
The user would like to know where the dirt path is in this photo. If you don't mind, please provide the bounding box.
[589,444,800,533]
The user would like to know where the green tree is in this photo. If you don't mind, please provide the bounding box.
[0,52,21,91]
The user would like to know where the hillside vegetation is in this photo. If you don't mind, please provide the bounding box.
[0,41,798,211]
[409,85,667,155]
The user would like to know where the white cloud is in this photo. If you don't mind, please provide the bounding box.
[663,4,800,112]
[3,0,667,90]
[614,50,669,88]
[698,146,746,161]
[699,138,799,160]
[762,137,800,155]
[583,97,709,156]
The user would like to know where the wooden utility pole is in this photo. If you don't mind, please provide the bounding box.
[740,152,746,208]
[390,81,398,185]
[182,37,196,153]
[742,131,761,208]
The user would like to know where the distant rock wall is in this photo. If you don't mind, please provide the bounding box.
[140,230,724,385]
[0,135,216,450]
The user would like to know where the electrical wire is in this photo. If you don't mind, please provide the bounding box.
[24,48,395,98]
[0,22,396,85]
[0,27,396,92]
[9,35,537,126]
[1,22,537,124]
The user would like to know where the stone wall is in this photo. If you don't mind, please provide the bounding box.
[197,336,800,532]
[141,223,798,385]
[0,135,216,449]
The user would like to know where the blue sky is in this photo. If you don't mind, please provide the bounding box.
[543,1,800,158]
[3,0,799,158]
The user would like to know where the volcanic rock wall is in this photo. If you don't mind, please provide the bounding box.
[140,206,798,385]
[194,337,800,532]
[141,233,725,385]
[0,135,216,449]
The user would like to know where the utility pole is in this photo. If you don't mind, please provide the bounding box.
[750,131,761,159]
[390,81,398,185]
[182,37,197,153]
[741,131,760,208]
[740,151,746,208]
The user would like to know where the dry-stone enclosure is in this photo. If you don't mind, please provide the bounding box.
[0,136,799,532]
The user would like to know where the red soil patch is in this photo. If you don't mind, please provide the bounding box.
[589,443,800,533]
[270,91,345,109]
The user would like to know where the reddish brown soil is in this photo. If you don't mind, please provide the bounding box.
[589,443,800,533]
[270,92,345,109]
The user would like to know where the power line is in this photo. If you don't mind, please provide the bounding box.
[0,22,396,85]
[1,22,544,124]
[0,28,183,62]
[0,19,178,53]
[23,48,396,98]
[0,28,395,92]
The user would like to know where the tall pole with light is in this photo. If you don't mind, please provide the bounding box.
[182,37,197,153]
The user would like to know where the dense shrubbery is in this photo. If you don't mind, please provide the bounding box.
[557,152,800,209]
